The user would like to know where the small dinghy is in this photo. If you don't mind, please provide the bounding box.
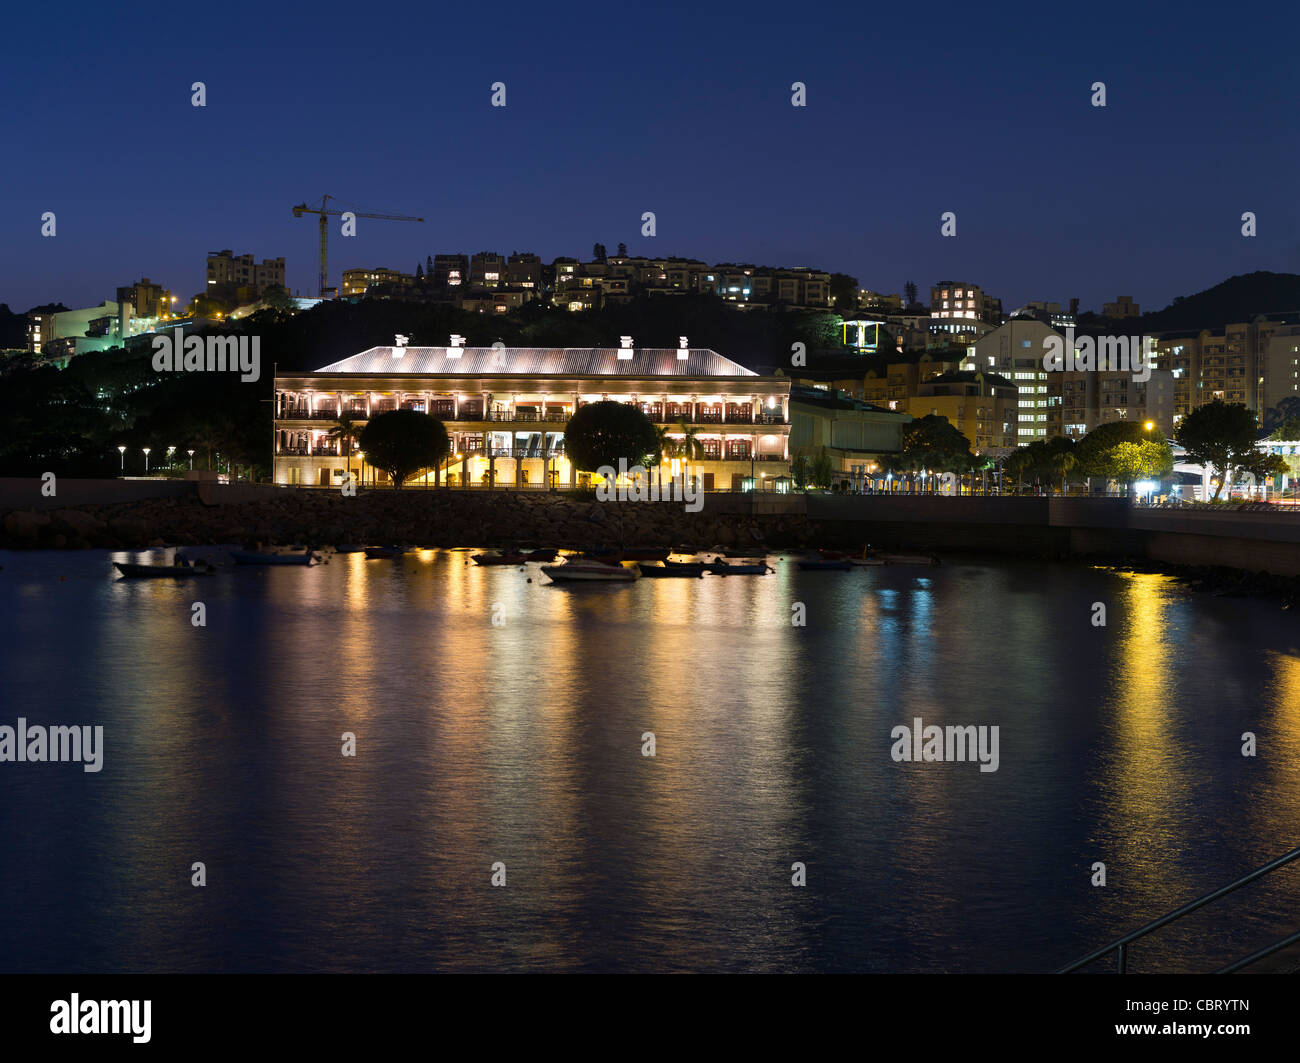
[472,551,527,566]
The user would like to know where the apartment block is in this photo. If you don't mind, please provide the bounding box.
[931,282,1002,325]
[907,370,1020,454]
[341,267,415,297]
[205,250,285,296]
[1102,295,1140,318]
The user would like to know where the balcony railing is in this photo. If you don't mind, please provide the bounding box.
[277,409,790,426]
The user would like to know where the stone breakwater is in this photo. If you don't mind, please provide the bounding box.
[0,491,817,552]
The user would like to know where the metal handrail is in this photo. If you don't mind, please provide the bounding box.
[1057,844,1300,973]
[1214,928,1300,974]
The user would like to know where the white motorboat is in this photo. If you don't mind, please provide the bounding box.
[541,559,640,583]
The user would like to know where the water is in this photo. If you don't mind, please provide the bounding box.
[2,548,1298,973]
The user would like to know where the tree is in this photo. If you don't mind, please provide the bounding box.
[327,413,362,479]
[1174,400,1260,501]
[1075,420,1162,480]
[904,281,918,309]
[810,447,834,489]
[899,414,974,475]
[260,284,295,313]
[791,451,810,491]
[829,272,859,312]
[357,409,449,489]
[617,242,628,258]
[1110,440,1173,494]
[593,243,607,263]
[675,420,704,463]
[563,400,658,472]
[1263,396,1300,435]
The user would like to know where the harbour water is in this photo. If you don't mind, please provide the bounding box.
[1,548,1298,972]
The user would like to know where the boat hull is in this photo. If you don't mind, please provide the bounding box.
[706,562,771,575]
[541,563,639,582]
[638,562,707,578]
[113,562,212,578]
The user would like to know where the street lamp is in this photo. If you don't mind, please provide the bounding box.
[117,445,126,471]
[188,449,195,469]
[1144,420,1154,432]
[142,447,151,473]
[166,446,176,467]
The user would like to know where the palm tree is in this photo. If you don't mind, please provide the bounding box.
[1050,451,1077,495]
[652,424,674,490]
[676,420,704,462]
[327,414,361,480]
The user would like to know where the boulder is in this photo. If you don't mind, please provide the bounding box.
[3,510,50,540]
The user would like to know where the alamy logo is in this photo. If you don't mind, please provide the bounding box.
[50,995,151,1043]
[890,717,1000,772]
[0,718,103,772]
[152,327,261,382]
[1043,328,1154,383]
[595,457,703,512]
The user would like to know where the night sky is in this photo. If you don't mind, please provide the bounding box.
[3,0,1294,314]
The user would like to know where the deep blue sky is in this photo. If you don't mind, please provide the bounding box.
[2,0,1295,315]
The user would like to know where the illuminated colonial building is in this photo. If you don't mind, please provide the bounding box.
[273,337,792,490]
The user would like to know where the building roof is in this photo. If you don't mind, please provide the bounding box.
[789,384,905,416]
[313,345,758,377]
[926,370,1017,388]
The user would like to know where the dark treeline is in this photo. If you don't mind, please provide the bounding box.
[0,296,852,478]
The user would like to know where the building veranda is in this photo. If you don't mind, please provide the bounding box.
[273,338,793,491]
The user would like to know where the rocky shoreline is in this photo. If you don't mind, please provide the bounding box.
[0,490,816,553]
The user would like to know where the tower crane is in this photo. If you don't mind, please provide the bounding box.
[291,195,424,297]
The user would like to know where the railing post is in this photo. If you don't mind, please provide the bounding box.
[1117,943,1127,973]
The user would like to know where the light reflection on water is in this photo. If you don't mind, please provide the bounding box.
[1,548,1298,972]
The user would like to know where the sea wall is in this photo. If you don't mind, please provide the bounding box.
[2,482,1300,576]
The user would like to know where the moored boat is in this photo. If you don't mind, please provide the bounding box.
[706,558,772,575]
[472,551,527,566]
[113,560,214,578]
[363,546,406,559]
[541,559,640,582]
[882,553,941,566]
[637,559,708,578]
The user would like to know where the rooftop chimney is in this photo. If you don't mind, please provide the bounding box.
[446,333,465,358]
[618,335,634,360]
[678,335,689,360]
